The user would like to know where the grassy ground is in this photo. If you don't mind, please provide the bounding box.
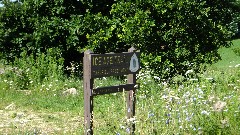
[0,39,240,134]
[212,39,240,68]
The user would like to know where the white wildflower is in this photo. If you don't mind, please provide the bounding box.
[235,64,240,67]
[189,78,198,81]
[185,69,193,75]
[213,101,227,112]
[220,119,229,128]
[161,95,168,99]
[206,78,213,80]
[201,110,210,115]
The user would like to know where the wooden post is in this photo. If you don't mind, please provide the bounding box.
[84,50,94,135]
[127,47,137,134]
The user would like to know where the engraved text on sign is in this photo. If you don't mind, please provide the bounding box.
[90,52,140,78]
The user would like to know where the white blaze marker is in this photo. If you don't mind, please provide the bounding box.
[129,53,139,72]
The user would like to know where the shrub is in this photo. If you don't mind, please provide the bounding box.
[0,0,239,79]
[3,48,64,90]
[88,0,237,79]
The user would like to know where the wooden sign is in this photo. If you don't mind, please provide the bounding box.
[90,52,140,78]
[83,47,140,135]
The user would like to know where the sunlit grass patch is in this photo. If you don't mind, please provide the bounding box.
[213,39,240,68]
[0,107,84,134]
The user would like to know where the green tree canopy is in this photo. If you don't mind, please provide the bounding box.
[0,0,239,79]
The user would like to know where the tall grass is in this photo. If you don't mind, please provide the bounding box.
[133,67,240,134]
[0,40,240,134]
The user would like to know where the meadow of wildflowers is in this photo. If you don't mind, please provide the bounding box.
[80,64,240,134]
[133,66,240,134]
[0,40,240,134]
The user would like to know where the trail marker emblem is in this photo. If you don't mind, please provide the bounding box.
[129,53,139,72]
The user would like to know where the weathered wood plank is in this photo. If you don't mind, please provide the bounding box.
[92,84,136,96]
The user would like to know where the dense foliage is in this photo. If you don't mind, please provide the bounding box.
[0,0,239,79]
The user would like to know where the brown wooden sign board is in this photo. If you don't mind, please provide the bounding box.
[90,52,140,78]
[83,47,140,135]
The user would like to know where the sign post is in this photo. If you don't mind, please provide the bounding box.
[83,47,140,135]
[126,47,138,134]
[83,50,93,135]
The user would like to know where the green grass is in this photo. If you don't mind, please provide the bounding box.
[0,40,240,134]
[212,39,240,68]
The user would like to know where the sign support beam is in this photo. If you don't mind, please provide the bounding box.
[127,47,137,134]
[84,50,94,135]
